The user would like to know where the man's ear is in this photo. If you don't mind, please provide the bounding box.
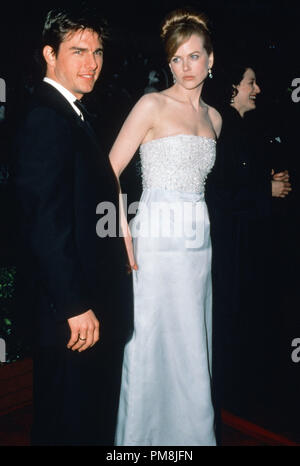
[43,45,56,67]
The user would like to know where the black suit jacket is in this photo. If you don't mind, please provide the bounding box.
[12,82,132,347]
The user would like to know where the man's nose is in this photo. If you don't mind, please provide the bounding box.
[86,53,98,70]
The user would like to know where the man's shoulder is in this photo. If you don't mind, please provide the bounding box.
[27,82,75,120]
[22,82,77,131]
[22,104,69,137]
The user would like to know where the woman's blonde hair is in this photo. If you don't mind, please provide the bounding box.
[160,8,213,62]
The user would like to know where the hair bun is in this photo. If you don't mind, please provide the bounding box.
[160,8,209,40]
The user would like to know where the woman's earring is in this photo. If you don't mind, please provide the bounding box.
[208,67,213,79]
[169,64,176,84]
[231,86,238,104]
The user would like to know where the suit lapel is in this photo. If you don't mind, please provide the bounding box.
[76,116,101,153]
[35,82,80,124]
[35,82,105,160]
[34,82,118,193]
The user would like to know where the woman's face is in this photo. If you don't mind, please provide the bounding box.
[169,33,213,89]
[233,68,261,116]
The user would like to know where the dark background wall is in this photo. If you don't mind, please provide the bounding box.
[1,0,299,129]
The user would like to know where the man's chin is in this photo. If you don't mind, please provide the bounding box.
[75,85,96,96]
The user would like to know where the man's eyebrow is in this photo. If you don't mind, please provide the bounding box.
[70,46,87,51]
[69,46,103,52]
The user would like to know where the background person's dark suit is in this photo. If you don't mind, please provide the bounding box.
[11,81,133,445]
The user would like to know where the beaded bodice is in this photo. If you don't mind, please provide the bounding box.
[140,134,216,194]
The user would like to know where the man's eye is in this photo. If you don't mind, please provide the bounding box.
[95,50,103,56]
[74,50,82,55]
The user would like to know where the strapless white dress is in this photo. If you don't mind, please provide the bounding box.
[115,135,216,446]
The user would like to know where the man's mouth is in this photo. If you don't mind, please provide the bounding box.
[79,74,95,80]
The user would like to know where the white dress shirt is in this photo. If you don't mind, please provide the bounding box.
[43,77,84,120]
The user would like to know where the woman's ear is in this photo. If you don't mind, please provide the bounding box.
[208,52,214,69]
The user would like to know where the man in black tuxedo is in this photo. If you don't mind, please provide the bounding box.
[12,7,132,445]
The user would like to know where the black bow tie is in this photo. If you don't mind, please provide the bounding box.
[74,99,93,121]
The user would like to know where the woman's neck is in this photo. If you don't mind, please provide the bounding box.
[230,102,245,118]
[171,83,203,110]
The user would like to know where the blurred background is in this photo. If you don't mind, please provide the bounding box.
[0,0,299,445]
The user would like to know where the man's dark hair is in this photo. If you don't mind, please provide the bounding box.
[42,5,109,56]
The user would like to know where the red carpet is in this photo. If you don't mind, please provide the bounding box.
[0,358,299,446]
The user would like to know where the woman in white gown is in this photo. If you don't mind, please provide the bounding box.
[109,8,222,446]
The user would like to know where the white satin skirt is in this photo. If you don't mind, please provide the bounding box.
[115,188,216,446]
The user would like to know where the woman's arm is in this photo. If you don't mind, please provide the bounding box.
[208,106,223,139]
[109,93,159,270]
[109,93,159,176]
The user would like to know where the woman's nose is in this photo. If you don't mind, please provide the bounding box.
[182,59,190,71]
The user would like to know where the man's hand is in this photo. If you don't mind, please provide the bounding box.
[67,309,100,352]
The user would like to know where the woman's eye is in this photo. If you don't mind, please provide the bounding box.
[172,57,180,63]
[191,54,199,60]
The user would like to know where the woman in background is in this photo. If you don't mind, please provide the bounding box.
[205,64,291,442]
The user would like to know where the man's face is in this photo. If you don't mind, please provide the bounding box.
[44,28,103,99]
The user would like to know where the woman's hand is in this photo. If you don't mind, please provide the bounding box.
[272,169,290,182]
[271,179,292,198]
[271,169,292,198]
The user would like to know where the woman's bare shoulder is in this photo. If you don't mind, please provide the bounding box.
[135,92,166,110]
[207,105,222,138]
